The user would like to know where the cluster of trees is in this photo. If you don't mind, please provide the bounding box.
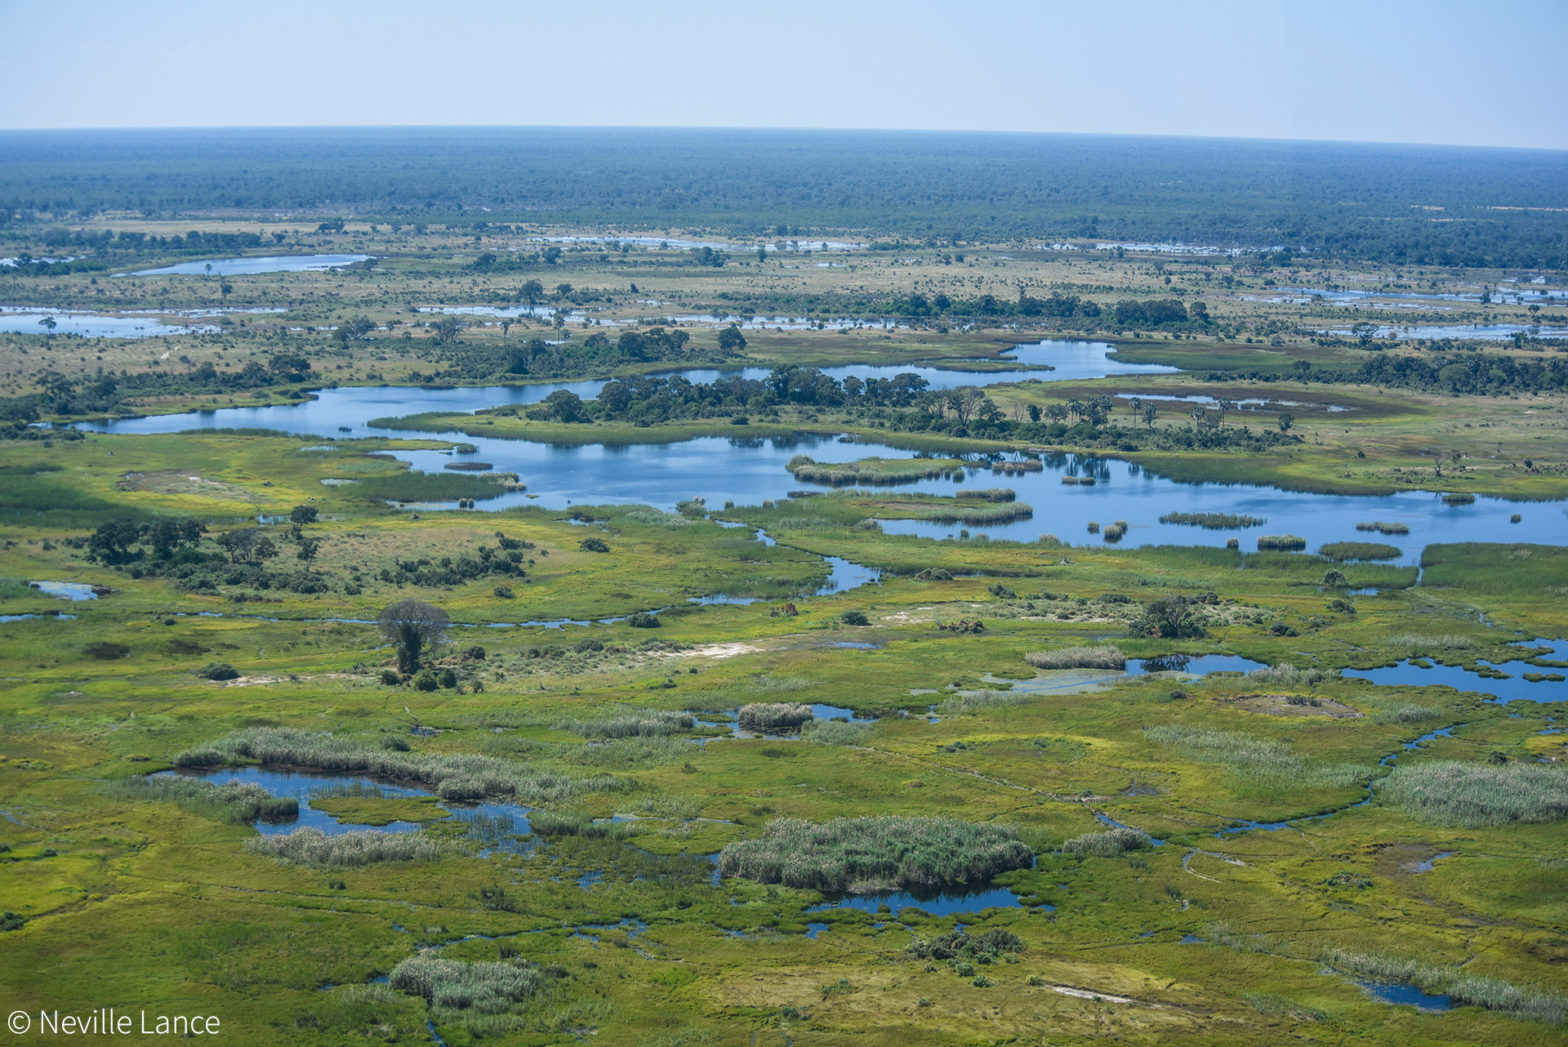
[1228,352,1568,397]
[3,353,312,422]
[1112,298,1209,327]
[6,128,1565,266]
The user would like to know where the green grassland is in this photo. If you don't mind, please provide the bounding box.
[2,220,1566,1045]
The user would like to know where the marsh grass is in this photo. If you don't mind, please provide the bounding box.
[1160,512,1266,529]
[939,689,1034,715]
[1025,645,1126,670]
[117,774,298,823]
[559,710,695,738]
[954,487,1015,502]
[800,719,874,745]
[353,471,507,504]
[1256,535,1307,551]
[1319,541,1401,562]
[390,952,541,1013]
[1380,760,1568,827]
[717,816,1033,892]
[177,727,610,803]
[528,809,635,838]
[1144,726,1366,789]
[1245,663,1324,687]
[566,735,691,768]
[1357,521,1410,535]
[246,827,451,866]
[1061,827,1153,857]
[737,702,813,732]
[1372,703,1443,725]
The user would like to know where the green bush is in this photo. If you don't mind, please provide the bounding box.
[195,662,240,680]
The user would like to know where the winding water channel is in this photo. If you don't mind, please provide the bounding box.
[74,339,1565,564]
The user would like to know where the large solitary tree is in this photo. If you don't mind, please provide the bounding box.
[379,599,450,674]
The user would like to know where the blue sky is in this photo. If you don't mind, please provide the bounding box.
[2,0,1564,149]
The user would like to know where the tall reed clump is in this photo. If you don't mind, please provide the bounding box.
[1357,521,1410,535]
[1061,827,1153,857]
[246,827,451,866]
[389,953,541,1013]
[800,719,873,746]
[528,809,635,838]
[717,816,1033,893]
[1144,726,1366,789]
[1379,761,1568,827]
[938,689,1033,715]
[1160,512,1266,529]
[954,487,1016,502]
[1319,541,1401,562]
[737,702,813,732]
[1257,534,1307,551]
[117,774,298,823]
[176,727,607,803]
[559,710,695,738]
[1026,645,1126,670]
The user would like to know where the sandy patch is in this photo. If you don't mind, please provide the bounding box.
[1226,694,1362,718]
[679,641,765,660]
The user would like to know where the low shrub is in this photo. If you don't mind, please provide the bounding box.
[195,662,240,680]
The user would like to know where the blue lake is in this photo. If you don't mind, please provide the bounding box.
[1342,639,1568,704]
[124,254,372,276]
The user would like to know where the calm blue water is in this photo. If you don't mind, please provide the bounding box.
[1356,980,1454,1012]
[807,885,1023,916]
[70,341,1565,559]
[158,766,534,837]
[124,254,372,276]
[0,307,217,338]
[1342,639,1568,704]
[30,581,99,600]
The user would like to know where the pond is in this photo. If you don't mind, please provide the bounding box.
[1319,322,1568,341]
[1341,638,1568,704]
[0,307,217,338]
[158,766,534,840]
[69,343,1565,561]
[1356,980,1454,1012]
[30,581,101,600]
[123,254,372,276]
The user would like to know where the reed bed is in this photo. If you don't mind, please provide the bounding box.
[991,459,1043,475]
[559,710,695,739]
[1060,475,1096,486]
[717,816,1033,892]
[246,827,451,866]
[1256,534,1307,551]
[1061,827,1153,857]
[176,727,606,803]
[1160,512,1266,529]
[1245,663,1324,687]
[1357,520,1410,535]
[953,487,1016,502]
[118,774,298,824]
[1319,945,1564,1025]
[1025,645,1126,670]
[389,953,541,1013]
[1380,760,1568,827]
[736,702,814,732]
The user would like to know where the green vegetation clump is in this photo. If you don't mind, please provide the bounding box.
[1025,645,1125,670]
[737,702,813,732]
[907,927,1023,964]
[717,816,1033,893]
[559,710,694,738]
[1443,493,1477,505]
[1061,827,1154,857]
[175,728,601,803]
[528,810,633,838]
[1380,761,1568,827]
[246,827,451,866]
[1357,521,1410,535]
[1161,512,1266,529]
[117,774,298,823]
[954,488,1015,502]
[1256,535,1307,551]
[389,953,541,1012]
[1319,541,1401,561]
[194,662,240,680]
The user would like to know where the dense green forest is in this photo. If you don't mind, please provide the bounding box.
[3,127,1565,267]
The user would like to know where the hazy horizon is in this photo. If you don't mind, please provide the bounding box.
[3,0,1565,151]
